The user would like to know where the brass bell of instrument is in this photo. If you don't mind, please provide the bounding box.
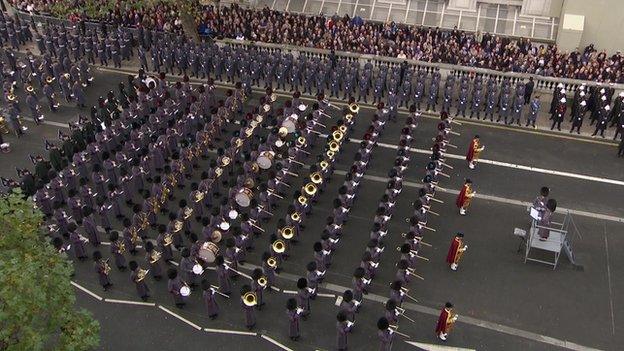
[242,291,258,306]
[221,156,231,166]
[329,140,340,153]
[326,150,335,159]
[349,103,360,114]
[297,136,306,147]
[258,276,268,287]
[270,93,277,102]
[297,196,308,206]
[263,104,271,112]
[320,160,329,170]
[339,125,347,134]
[278,127,289,137]
[345,113,354,123]
[310,172,323,184]
[267,256,278,268]
[303,182,318,196]
[281,226,295,239]
[290,212,301,222]
[272,239,286,253]
[331,131,343,143]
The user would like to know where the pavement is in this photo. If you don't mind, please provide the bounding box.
[2,33,624,351]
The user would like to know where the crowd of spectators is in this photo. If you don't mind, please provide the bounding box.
[8,1,624,83]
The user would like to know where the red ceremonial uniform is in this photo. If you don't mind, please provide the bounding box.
[455,184,473,209]
[435,308,453,335]
[465,139,479,163]
[446,237,462,264]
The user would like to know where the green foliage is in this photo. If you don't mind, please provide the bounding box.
[0,190,100,351]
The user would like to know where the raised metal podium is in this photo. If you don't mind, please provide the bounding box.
[523,207,578,269]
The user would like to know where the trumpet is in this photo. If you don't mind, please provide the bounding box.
[320,160,329,171]
[267,256,278,268]
[257,276,268,288]
[102,259,111,275]
[281,226,295,240]
[242,291,258,306]
[296,136,307,148]
[303,182,318,196]
[331,131,343,144]
[310,172,323,184]
[326,150,335,159]
[388,325,411,338]
[272,239,286,253]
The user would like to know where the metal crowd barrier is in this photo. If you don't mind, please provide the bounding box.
[12,8,624,96]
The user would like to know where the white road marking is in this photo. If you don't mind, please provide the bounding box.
[604,229,616,335]
[354,138,624,187]
[404,341,476,351]
[281,289,298,294]
[203,327,257,336]
[104,298,155,307]
[316,293,336,298]
[157,305,202,330]
[71,281,103,300]
[260,334,294,351]
[23,118,71,129]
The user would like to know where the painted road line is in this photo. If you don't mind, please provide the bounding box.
[203,328,257,336]
[320,283,604,351]
[354,138,624,186]
[104,298,156,307]
[404,341,476,351]
[329,168,624,223]
[158,305,203,330]
[260,335,294,351]
[23,118,71,129]
[317,293,337,298]
[71,281,103,301]
[97,66,616,146]
[281,289,298,294]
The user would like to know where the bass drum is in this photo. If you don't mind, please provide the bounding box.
[198,242,220,263]
[235,187,254,207]
[281,116,297,133]
[257,151,274,169]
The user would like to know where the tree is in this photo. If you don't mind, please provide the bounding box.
[0,190,100,351]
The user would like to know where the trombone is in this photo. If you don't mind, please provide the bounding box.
[395,306,417,323]
[257,205,274,216]
[323,99,342,110]
[406,267,425,280]
[426,194,444,203]
[267,190,284,199]
[399,286,419,303]
[209,285,231,298]
[400,233,432,247]
[388,325,411,338]
[396,247,430,261]
[248,219,266,232]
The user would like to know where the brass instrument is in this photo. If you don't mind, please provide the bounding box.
[328,140,340,152]
[194,191,205,203]
[251,162,260,173]
[130,227,141,245]
[163,232,174,246]
[269,93,277,102]
[345,114,354,123]
[339,125,347,134]
[297,196,308,206]
[0,116,9,134]
[272,239,286,253]
[244,177,255,189]
[326,150,335,159]
[7,94,17,102]
[160,187,170,205]
[257,276,268,288]
[262,104,271,112]
[242,291,258,306]
[281,226,295,240]
[183,207,193,219]
[215,167,224,177]
[150,196,161,213]
[296,136,307,147]
[117,241,126,254]
[348,103,360,114]
[139,213,149,231]
[278,127,289,137]
[320,160,329,171]
[244,127,254,137]
[221,156,231,166]
[310,172,323,184]
[267,256,278,268]
[150,250,162,264]
[173,220,184,233]
[102,259,111,275]
[330,130,343,143]
[234,138,244,149]
[456,244,468,263]
[136,268,149,282]
[290,212,301,222]
[447,312,459,333]
[303,182,318,196]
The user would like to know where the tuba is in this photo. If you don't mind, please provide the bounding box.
[281,226,295,240]
[242,291,258,306]
[303,182,318,196]
[272,239,286,253]
[310,172,323,184]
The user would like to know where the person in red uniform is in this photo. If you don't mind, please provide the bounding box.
[455,179,476,215]
[445,233,468,271]
[435,302,458,341]
[465,135,485,169]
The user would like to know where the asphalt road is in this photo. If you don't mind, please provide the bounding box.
[3,61,624,351]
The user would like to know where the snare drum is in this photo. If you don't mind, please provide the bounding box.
[198,242,219,263]
[228,209,239,220]
[257,151,274,169]
[282,116,297,133]
[180,286,191,297]
[219,221,231,231]
[235,187,253,207]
